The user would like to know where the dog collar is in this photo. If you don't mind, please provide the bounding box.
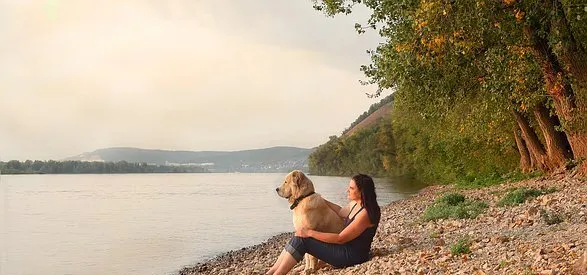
[290,191,315,210]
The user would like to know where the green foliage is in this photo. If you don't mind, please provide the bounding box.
[497,188,556,206]
[389,94,519,184]
[450,238,471,256]
[436,193,465,206]
[307,0,587,182]
[0,160,209,174]
[422,193,488,221]
[498,260,509,269]
[308,125,391,177]
[308,97,396,177]
[456,171,543,189]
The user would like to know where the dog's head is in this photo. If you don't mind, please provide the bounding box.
[276,170,315,203]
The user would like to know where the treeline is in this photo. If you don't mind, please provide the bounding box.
[309,0,587,184]
[310,99,395,177]
[0,160,209,175]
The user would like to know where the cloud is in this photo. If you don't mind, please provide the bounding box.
[0,0,382,160]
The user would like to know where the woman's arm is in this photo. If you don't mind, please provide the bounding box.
[296,210,372,244]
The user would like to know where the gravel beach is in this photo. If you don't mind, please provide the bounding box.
[179,172,587,275]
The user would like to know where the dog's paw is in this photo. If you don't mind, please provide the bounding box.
[292,265,306,274]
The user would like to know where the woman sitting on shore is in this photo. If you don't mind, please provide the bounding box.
[267,173,381,275]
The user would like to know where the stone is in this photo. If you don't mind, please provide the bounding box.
[493,236,509,244]
[527,206,539,217]
[573,251,587,275]
[435,255,451,263]
[434,238,446,246]
[397,237,413,245]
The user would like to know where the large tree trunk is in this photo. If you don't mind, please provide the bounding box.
[557,34,587,112]
[552,4,587,174]
[512,110,550,172]
[526,26,587,173]
[554,1,587,106]
[513,128,532,173]
[532,102,572,169]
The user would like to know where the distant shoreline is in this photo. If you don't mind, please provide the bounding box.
[0,157,308,174]
[0,171,211,175]
[0,159,210,174]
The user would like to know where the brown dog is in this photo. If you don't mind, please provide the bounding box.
[276,170,344,273]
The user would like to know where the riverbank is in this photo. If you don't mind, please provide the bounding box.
[178,172,587,274]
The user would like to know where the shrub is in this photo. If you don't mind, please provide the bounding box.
[450,238,471,255]
[422,193,488,221]
[497,188,556,206]
[456,171,543,189]
[436,193,466,206]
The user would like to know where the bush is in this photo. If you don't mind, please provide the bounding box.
[497,188,556,206]
[436,193,466,206]
[456,171,543,189]
[450,238,471,255]
[422,193,488,221]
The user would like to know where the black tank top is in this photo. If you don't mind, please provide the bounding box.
[343,203,362,226]
[344,203,378,252]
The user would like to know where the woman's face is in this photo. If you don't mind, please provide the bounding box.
[347,179,361,201]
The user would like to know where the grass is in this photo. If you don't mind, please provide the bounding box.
[422,193,488,221]
[498,260,508,269]
[497,187,556,206]
[456,171,543,189]
[450,238,471,255]
[436,193,465,205]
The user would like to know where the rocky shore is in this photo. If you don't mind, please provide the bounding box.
[179,172,587,275]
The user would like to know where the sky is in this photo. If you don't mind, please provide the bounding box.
[0,0,384,160]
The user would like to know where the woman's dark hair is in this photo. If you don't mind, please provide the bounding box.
[352,173,381,225]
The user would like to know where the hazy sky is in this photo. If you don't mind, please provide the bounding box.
[0,0,383,160]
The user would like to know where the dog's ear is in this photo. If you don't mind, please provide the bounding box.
[292,170,305,187]
[292,170,300,186]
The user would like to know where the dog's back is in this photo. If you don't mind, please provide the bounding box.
[293,194,344,234]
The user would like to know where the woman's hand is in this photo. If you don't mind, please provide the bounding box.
[295,227,311,238]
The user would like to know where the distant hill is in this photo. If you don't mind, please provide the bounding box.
[343,102,393,137]
[342,94,394,137]
[65,146,312,173]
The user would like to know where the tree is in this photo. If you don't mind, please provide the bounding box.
[311,0,587,175]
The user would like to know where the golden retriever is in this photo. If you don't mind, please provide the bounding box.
[276,170,344,273]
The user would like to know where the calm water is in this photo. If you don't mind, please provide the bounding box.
[0,173,423,275]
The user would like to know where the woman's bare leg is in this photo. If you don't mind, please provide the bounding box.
[273,252,298,275]
[266,249,288,275]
